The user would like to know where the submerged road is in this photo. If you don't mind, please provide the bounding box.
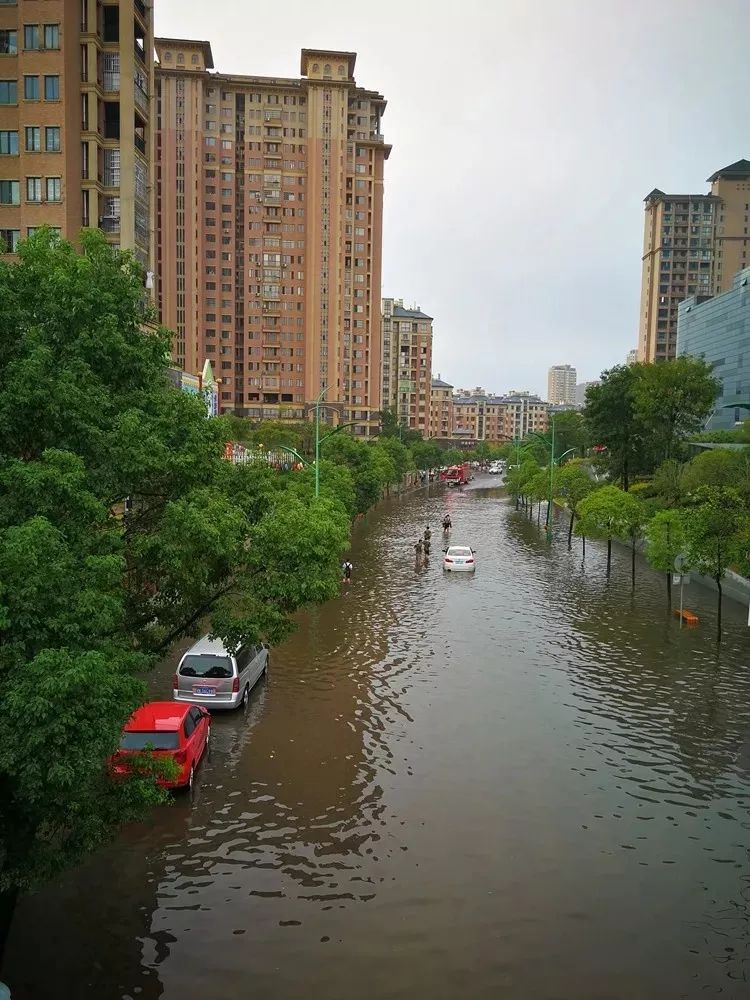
[5,477,750,999]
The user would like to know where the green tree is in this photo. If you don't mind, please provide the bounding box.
[652,459,688,507]
[322,434,382,513]
[584,365,647,490]
[682,448,746,494]
[506,458,539,511]
[616,491,647,589]
[411,439,443,471]
[526,469,549,526]
[556,464,594,548]
[378,408,421,445]
[377,436,413,486]
[683,486,749,642]
[575,485,627,576]
[634,356,719,463]
[0,231,350,944]
[442,447,465,467]
[645,508,687,609]
[551,410,589,460]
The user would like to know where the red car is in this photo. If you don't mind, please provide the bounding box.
[112,701,210,791]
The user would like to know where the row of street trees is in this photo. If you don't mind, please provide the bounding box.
[0,231,428,958]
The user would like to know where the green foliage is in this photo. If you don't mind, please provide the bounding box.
[633,356,719,462]
[410,438,443,471]
[584,358,720,488]
[0,231,351,897]
[378,408,422,445]
[551,410,589,459]
[321,434,383,513]
[683,487,748,584]
[651,459,687,506]
[645,508,687,574]
[442,447,465,467]
[682,448,750,495]
[575,485,626,541]
[556,464,594,513]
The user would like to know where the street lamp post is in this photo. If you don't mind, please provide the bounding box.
[314,385,329,498]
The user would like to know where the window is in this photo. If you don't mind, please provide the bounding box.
[24,75,39,100]
[26,176,41,201]
[23,24,39,49]
[0,29,17,54]
[0,228,20,252]
[45,176,60,202]
[44,75,59,100]
[0,130,18,154]
[0,179,20,204]
[25,126,40,151]
[0,79,17,103]
[43,24,60,49]
[45,127,60,151]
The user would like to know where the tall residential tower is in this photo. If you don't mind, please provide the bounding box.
[381,297,432,436]
[154,39,390,433]
[0,0,153,266]
[638,159,750,363]
[547,364,576,405]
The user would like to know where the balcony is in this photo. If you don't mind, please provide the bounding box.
[134,80,149,115]
[100,216,121,234]
[134,132,146,155]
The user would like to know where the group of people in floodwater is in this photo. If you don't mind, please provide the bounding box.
[414,514,452,563]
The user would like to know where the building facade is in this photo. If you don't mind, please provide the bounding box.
[0,0,153,266]
[429,376,453,439]
[677,267,750,431]
[154,39,390,432]
[638,160,750,363]
[547,364,576,405]
[450,388,547,443]
[498,391,548,439]
[380,298,432,435]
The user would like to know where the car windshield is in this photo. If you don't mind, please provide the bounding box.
[449,547,472,557]
[179,654,233,678]
[120,731,179,751]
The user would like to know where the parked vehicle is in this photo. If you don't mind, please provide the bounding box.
[112,701,210,791]
[443,545,476,572]
[174,635,268,710]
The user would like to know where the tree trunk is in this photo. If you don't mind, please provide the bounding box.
[716,575,723,643]
[606,538,612,576]
[537,503,541,526]
[0,886,19,970]
[631,538,636,590]
[666,571,672,610]
[623,458,629,493]
[582,535,586,559]
[568,510,574,549]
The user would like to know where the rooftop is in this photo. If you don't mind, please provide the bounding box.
[300,48,357,77]
[392,305,433,320]
[707,159,750,183]
[154,37,215,69]
[432,378,453,389]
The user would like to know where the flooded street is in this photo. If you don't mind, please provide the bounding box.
[5,477,750,999]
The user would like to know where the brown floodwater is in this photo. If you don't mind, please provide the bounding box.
[4,478,750,999]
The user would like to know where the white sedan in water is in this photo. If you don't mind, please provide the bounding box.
[443,545,476,572]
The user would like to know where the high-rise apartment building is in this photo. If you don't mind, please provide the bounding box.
[380,298,432,435]
[155,39,390,433]
[0,0,153,265]
[429,376,453,439]
[547,364,576,405]
[574,380,599,408]
[638,160,750,363]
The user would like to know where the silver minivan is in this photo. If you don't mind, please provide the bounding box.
[173,635,268,710]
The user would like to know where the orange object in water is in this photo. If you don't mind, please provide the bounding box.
[673,609,699,627]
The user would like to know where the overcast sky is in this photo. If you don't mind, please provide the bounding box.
[156,0,749,397]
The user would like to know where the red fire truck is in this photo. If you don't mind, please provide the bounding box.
[440,462,471,487]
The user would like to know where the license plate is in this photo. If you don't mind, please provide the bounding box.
[194,686,216,696]
[454,559,464,564]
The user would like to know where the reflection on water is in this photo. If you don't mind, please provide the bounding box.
[5,479,750,999]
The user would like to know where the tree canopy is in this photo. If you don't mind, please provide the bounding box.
[0,231,350,907]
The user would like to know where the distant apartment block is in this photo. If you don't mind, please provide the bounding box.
[677,267,750,431]
[451,388,547,442]
[626,348,637,365]
[155,39,390,432]
[380,298,432,435]
[0,0,153,267]
[547,364,576,405]
[429,375,453,439]
[638,160,750,363]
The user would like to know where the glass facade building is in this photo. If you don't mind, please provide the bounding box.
[677,267,750,430]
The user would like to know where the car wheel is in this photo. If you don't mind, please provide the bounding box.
[263,655,269,676]
[187,763,195,792]
[241,684,250,709]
